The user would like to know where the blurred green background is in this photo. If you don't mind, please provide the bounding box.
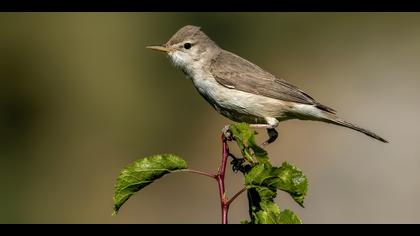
[0,13,419,223]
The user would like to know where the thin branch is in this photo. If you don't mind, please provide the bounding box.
[181,131,233,224]
[227,187,247,206]
[180,169,216,179]
[219,133,230,224]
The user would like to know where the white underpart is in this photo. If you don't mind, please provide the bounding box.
[168,49,325,126]
[292,104,325,119]
[189,68,297,123]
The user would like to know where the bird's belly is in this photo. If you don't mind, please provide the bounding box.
[192,76,294,123]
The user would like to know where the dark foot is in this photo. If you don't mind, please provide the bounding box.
[262,128,278,146]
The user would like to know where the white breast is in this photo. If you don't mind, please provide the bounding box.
[189,70,295,122]
[170,52,303,123]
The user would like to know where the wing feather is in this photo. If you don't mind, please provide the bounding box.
[210,50,335,114]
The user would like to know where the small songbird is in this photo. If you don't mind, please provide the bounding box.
[147,25,388,144]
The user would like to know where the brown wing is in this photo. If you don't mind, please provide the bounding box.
[209,50,336,113]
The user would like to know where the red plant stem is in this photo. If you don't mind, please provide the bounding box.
[181,169,216,178]
[181,132,247,224]
[217,133,229,224]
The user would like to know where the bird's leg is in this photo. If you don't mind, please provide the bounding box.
[249,124,279,146]
[262,128,278,146]
[250,117,279,146]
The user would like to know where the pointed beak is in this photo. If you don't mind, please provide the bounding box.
[146,45,172,53]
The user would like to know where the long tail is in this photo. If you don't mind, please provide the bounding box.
[322,114,388,143]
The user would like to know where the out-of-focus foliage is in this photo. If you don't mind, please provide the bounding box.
[0,13,419,223]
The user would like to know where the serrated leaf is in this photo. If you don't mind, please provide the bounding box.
[253,201,281,224]
[254,186,277,201]
[244,163,271,186]
[229,123,255,163]
[244,162,306,223]
[113,154,187,215]
[229,123,269,164]
[251,198,302,224]
[245,164,294,198]
[279,209,303,224]
[253,201,302,224]
[270,162,308,207]
[246,130,269,164]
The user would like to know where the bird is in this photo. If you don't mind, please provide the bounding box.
[147,25,388,145]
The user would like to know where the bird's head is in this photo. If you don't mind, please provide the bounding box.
[147,25,219,73]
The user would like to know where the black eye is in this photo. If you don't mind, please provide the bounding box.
[183,43,192,49]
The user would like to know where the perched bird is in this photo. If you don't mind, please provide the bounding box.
[147,25,388,144]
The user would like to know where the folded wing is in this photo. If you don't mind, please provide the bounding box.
[210,50,336,113]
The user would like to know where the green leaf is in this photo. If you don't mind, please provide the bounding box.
[113,154,187,215]
[270,162,308,207]
[229,123,307,223]
[229,123,269,164]
[254,186,277,201]
[279,209,303,224]
[245,164,282,195]
[253,201,281,224]
[245,163,270,186]
[252,199,302,224]
[240,220,251,224]
[229,123,255,163]
[244,162,306,223]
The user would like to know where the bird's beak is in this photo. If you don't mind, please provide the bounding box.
[146,45,172,53]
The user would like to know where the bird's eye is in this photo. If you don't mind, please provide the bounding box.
[183,43,192,49]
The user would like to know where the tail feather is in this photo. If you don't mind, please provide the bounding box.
[323,115,388,143]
